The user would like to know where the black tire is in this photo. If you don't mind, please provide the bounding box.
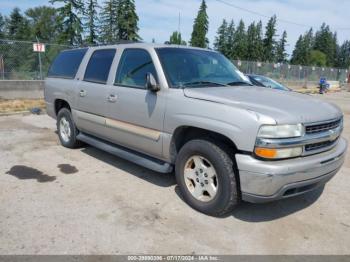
[175,139,239,217]
[56,108,82,148]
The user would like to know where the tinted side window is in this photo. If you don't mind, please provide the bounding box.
[84,49,116,84]
[48,48,87,79]
[115,49,157,88]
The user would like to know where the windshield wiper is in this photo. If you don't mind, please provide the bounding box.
[226,81,253,86]
[179,81,228,88]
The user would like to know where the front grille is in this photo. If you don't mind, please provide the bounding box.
[305,139,337,152]
[305,118,342,134]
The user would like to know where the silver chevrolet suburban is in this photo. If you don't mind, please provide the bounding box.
[45,43,347,216]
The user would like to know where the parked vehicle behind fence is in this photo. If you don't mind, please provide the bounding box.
[247,74,291,91]
[45,43,347,216]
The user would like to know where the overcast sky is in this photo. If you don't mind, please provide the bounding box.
[1,0,349,55]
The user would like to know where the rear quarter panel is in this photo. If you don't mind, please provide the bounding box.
[44,78,78,119]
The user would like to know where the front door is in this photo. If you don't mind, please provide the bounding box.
[105,48,166,158]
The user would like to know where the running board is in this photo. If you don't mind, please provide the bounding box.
[77,133,173,173]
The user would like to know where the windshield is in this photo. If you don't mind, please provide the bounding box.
[156,48,251,88]
[251,75,290,91]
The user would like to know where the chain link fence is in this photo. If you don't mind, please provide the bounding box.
[0,39,71,80]
[232,60,349,87]
[0,39,349,84]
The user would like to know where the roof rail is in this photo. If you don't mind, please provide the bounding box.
[80,40,144,47]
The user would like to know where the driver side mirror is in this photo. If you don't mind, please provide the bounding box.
[146,73,160,92]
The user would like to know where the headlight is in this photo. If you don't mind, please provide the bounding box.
[255,146,303,159]
[255,124,304,159]
[257,124,304,138]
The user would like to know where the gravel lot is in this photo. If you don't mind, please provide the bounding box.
[0,92,349,255]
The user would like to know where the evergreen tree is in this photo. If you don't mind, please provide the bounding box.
[255,21,264,61]
[169,31,186,45]
[100,0,119,43]
[190,0,209,48]
[246,21,263,61]
[263,15,277,62]
[291,35,305,65]
[0,13,6,38]
[117,0,140,41]
[314,23,337,66]
[291,28,314,65]
[7,8,30,40]
[232,19,247,60]
[214,19,228,55]
[50,0,84,45]
[225,20,235,59]
[336,41,350,68]
[276,30,287,63]
[84,0,99,44]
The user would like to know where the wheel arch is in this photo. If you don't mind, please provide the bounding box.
[170,126,239,161]
[54,99,71,116]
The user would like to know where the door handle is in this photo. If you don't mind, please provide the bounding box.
[107,94,117,103]
[79,90,87,97]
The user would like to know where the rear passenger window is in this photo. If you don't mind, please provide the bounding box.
[84,49,116,84]
[115,49,157,88]
[48,48,87,79]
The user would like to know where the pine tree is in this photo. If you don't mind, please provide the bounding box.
[100,0,119,43]
[336,41,350,68]
[276,30,287,63]
[263,15,277,62]
[246,22,263,61]
[214,19,228,55]
[50,0,84,45]
[117,0,140,41]
[232,19,247,60]
[169,31,186,45]
[291,35,305,65]
[225,20,235,59]
[7,8,26,39]
[255,21,264,61]
[84,0,99,44]
[314,23,337,66]
[290,29,314,65]
[190,0,209,48]
[0,13,6,38]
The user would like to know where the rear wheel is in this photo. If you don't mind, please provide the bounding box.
[175,139,239,216]
[57,108,82,148]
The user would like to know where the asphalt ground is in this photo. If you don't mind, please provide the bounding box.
[0,91,349,255]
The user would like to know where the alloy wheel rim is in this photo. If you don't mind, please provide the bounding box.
[184,155,218,202]
[59,117,71,143]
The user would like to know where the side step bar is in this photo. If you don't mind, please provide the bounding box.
[77,133,173,173]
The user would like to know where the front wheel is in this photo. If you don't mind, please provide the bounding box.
[175,139,239,217]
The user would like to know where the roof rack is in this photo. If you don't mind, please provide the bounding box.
[80,40,144,47]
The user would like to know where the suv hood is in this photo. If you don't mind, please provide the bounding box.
[183,86,342,124]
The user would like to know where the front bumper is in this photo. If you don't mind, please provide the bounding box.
[236,137,347,203]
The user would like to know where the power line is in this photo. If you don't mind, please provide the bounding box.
[214,0,348,31]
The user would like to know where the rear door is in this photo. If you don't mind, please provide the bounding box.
[75,48,116,138]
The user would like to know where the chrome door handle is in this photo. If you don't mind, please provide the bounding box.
[79,90,87,97]
[107,94,117,103]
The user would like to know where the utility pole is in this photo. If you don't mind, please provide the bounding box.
[36,36,43,80]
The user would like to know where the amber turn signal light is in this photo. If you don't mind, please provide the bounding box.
[254,147,277,159]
